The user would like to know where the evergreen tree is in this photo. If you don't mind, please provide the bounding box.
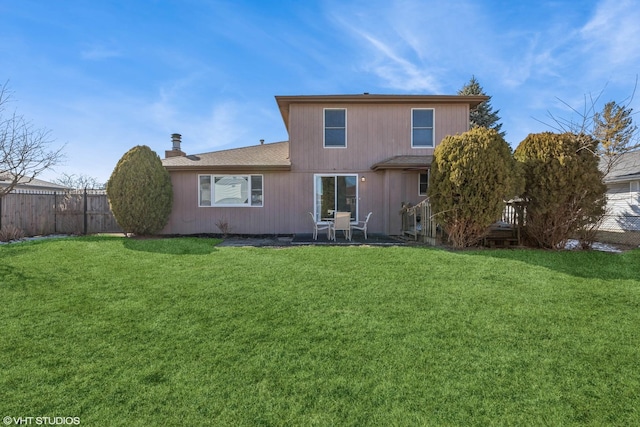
[428,127,522,248]
[593,100,638,175]
[106,145,173,235]
[514,132,606,249]
[458,76,505,138]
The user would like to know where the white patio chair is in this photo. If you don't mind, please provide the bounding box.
[351,212,372,240]
[308,212,330,240]
[331,212,352,241]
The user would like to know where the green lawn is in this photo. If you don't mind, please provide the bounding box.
[1,236,639,426]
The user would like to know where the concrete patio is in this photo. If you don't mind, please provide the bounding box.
[217,233,405,247]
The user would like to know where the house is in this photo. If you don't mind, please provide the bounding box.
[0,174,70,193]
[161,94,487,236]
[602,150,640,231]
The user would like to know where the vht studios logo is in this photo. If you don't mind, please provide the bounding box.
[3,417,80,425]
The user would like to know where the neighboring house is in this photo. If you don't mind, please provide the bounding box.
[602,150,640,231]
[0,174,70,193]
[161,94,487,236]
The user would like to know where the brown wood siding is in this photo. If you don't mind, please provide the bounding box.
[285,102,467,234]
[163,101,469,236]
[289,103,469,172]
[162,170,325,235]
[162,170,391,235]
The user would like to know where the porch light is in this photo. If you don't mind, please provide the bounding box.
[361,176,366,182]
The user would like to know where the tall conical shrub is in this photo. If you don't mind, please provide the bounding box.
[428,127,522,248]
[106,145,173,235]
[514,132,606,249]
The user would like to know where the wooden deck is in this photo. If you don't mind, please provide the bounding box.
[400,199,524,247]
[482,224,521,248]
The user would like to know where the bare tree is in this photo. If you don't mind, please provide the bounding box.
[0,81,64,197]
[55,172,104,190]
[534,79,640,177]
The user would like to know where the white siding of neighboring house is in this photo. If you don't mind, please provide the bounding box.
[604,181,640,231]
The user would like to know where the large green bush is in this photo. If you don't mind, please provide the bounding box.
[428,127,522,248]
[514,132,606,249]
[106,145,173,235]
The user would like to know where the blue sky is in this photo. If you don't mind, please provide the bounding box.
[2,0,640,184]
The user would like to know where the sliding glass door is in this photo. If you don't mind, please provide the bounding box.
[314,174,358,221]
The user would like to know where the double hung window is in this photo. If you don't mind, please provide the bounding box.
[324,108,346,147]
[412,108,434,148]
[199,175,263,207]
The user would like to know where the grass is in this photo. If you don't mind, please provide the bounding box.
[1,236,639,426]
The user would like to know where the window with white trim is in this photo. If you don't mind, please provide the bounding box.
[632,181,639,206]
[199,175,263,207]
[314,174,358,221]
[324,108,346,147]
[412,108,434,148]
[419,171,429,196]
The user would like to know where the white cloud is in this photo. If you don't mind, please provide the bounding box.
[326,1,447,92]
[325,0,528,93]
[80,43,122,60]
[193,102,250,151]
[580,0,640,70]
[354,31,441,92]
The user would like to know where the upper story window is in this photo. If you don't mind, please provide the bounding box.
[412,108,434,148]
[324,108,346,148]
[199,175,263,207]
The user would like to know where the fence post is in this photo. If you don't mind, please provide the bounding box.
[54,191,57,234]
[83,188,88,235]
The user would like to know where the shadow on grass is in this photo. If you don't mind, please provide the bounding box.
[0,264,30,290]
[122,236,221,255]
[464,247,640,281]
[0,244,32,259]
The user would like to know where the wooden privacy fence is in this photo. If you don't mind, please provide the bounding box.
[0,189,122,236]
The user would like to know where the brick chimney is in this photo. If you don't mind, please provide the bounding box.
[165,133,186,158]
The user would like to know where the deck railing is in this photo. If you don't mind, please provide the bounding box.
[501,199,526,228]
[401,199,525,246]
[400,198,437,245]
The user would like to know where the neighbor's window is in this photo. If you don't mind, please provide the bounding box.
[199,175,263,207]
[412,108,434,148]
[324,108,346,147]
[632,181,639,205]
[419,171,429,196]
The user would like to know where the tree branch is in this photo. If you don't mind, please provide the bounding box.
[0,81,65,197]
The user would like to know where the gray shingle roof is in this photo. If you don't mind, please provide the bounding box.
[0,174,70,191]
[371,155,433,171]
[162,141,291,171]
[604,150,640,182]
